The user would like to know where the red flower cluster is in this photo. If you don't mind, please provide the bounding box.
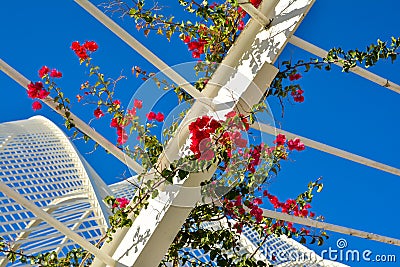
[287,137,305,151]
[247,144,262,173]
[110,115,130,145]
[32,101,42,111]
[71,40,98,60]
[38,66,49,78]
[274,133,286,146]
[289,73,302,81]
[38,66,63,79]
[236,0,262,18]
[183,36,207,58]
[291,89,304,103]
[264,190,314,218]
[146,111,164,122]
[50,69,62,78]
[112,197,129,209]
[238,20,245,30]
[273,134,305,151]
[189,116,221,159]
[93,108,104,119]
[134,99,143,109]
[110,99,143,145]
[224,195,264,225]
[250,0,262,8]
[27,81,49,99]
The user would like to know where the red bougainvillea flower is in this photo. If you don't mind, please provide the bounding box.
[291,89,305,103]
[253,198,263,205]
[70,41,81,51]
[32,101,42,111]
[155,112,165,122]
[134,99,143,109]
[110,118,119,128]
[70,41,90,60]
[38,66,49,78]
[93,108,104,119]
[83,40,98,52]
[274,133,286,146]
[128,107,136,117]
[38,89,50,99]
[146,111,156,120]
[112,197,129,208]
[189,116,222,159]
[209,2,218,9]
[50,69,62,78]
[192,51,200,58]
[27,81,46,99]
[238,20,245,30]
[187,39,207,58]
[287,137,305,151]
[183,35,191,44]
[117,127,128,145]
[251,0,262,8]
[289,73,302,81]
[113,99,121,107]
[117,197,129,208]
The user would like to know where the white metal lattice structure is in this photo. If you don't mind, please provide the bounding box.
[0,116,113,266]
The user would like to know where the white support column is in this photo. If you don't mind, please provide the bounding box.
[97,1,315,266]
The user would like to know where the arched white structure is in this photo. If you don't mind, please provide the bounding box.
[0,116,112,266]
[0,116,347,266]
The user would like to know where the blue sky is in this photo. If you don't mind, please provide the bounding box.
[1,0,400,266]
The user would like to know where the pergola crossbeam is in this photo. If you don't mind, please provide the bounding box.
[260,208,400,246]
[239,1,400,94]
[252,122,400,176]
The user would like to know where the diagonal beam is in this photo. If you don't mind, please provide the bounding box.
[239,1,400,94]
[74,0,205,102]
[251,122,400,176]
[0,58,144,175]
[260,208,400,246]
[289,35,400,94]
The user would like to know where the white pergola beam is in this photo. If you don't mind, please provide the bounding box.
[289,35,400,94]
[74,0,204,101]
[240,1,400,94]
[252,122,400,176]
[260,208,400,246]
